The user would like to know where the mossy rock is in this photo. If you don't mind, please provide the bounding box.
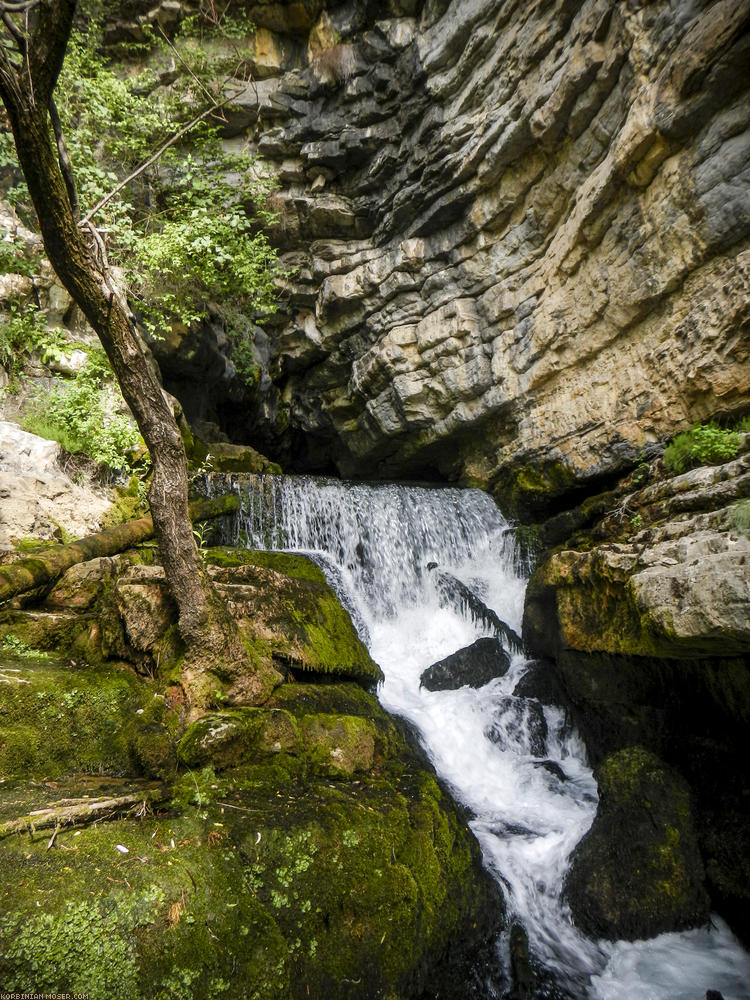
[0,679,504,1000]
[564,747,709,940]
[0,656,179,780]
[177,685,404,779]
[204,549,383,686]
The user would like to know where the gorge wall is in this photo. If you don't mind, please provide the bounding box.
[142,0,750,518]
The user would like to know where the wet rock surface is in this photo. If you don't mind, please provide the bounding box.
[0,548,502,999]
[523,450,750,944]
[420,636,510,691]
[564,747,710,941]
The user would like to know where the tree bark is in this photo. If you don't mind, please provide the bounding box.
[0,1,254,707]
[0,495,240,605]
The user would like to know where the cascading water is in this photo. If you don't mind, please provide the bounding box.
[215,473,750,1000]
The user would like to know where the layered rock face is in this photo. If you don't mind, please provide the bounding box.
[522,445,750,941]
[152,0,750,516]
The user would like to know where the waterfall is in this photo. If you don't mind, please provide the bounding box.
[218,473,750,1000]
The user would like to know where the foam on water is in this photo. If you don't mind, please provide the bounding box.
[224,474,750,999]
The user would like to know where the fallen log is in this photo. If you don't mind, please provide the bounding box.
[0,494,240,606]
[0,786,169,840]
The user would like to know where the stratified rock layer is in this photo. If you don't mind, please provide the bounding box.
[147,0,750,515]
[523,447,750,943]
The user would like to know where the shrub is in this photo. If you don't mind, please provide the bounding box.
[663,422,741,475]
[22,352,145,473]
[725,500,750,538]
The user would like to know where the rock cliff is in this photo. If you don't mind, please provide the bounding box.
[142,0,750,517]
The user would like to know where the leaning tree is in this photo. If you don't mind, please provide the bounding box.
[0,0,266,708]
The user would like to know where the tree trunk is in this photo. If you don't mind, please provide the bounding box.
[0,2,256,708]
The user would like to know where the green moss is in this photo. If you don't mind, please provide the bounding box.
[496,458,577,520]
[565,747,708,940]
[0,658,178,779]
[204,549,383,685]
[100,483,149,529]
[0,811,290,1000]
[204,548,327,584]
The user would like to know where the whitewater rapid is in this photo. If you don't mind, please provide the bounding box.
[221,474,750,1000]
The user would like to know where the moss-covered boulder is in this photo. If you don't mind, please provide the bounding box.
[564,747,709,941]
[0,658,503,999]
[0,805,290,1000]
[203,549,382,686]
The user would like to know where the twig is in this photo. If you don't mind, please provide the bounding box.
[156,22,219,112]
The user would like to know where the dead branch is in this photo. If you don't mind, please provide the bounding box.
[0,786,169,840]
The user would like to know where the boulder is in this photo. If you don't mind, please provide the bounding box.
[420,636,510,691]
[564,747,709,941]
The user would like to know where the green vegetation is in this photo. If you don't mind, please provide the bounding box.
[663,421,741,475]
[54,6,282,347]
[21,350,144,473]
[0,634,50,659]
[0,301,68,376]
[725,499,750,538]
[1,2,283,387]
[0,664,499,1000]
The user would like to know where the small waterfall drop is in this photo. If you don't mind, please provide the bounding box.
[218,473,750,1000]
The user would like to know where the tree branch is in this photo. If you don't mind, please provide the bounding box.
[0,786,169,840]
[80,95,234,226]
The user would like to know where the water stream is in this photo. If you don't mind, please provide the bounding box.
[216,473,750,999]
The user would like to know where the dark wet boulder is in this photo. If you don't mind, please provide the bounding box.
[484,697,548,757]
[564,747,709,941]
[512,659,568,707]
[420,637,510,692]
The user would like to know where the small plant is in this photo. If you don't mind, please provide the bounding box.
[0,300,57,375]
[21,352,145,473]
[725,500,750,538]
[0,634,50,659]
[630,513,644,532]
[663,422,741,475]
[193,521,211,557]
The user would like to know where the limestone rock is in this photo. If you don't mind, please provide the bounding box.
[144,1,750,517]
[0,421,111,547]
[523,452,750,660]
[564,747,709,940]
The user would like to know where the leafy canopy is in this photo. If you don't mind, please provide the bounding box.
[3,1,282,343]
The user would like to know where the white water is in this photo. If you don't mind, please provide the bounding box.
[224,474,750,1000]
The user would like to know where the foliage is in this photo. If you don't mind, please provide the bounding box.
[736,414,750,433]
[663,422,741,475]
[725,500,750,538]
[0,634,50,659]
[51,7,281,342]
[1,2,283,345]
[22,352,144,473]
[0,234,38,276]
[0,301,68,375]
